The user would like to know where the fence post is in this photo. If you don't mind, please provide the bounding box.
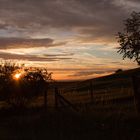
[44,89,48,110]
[55,87,59,109]
[132,75,140,114]
[90,81,93,103]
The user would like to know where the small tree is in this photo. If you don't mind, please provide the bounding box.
[0,61,52,108]
[0,61,20,100]
[115,69,123,73]
[117,11,140,65]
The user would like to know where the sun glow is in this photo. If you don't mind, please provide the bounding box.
[14,73,22,80]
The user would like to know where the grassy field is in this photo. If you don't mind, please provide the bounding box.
[0,67,140,139]
[0,106,140,140]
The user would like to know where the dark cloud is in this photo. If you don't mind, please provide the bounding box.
[0,52,72,61]
[0,37,66,49]
[0,0,139,42]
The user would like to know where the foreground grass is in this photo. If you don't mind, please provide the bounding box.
[0,104,140,140]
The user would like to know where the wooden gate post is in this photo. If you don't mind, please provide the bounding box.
[132,75,140,114]
[90,81,93,103]
[55,87,59,109]
[44,89,48,110]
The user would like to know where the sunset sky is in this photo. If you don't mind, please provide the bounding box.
[0,0,139,80]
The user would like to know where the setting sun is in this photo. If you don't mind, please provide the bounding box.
[14,73,22,80]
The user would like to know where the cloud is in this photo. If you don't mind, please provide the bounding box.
[68,69,116,77]
[0,0,139,80]
[0,0,139,42]
[0,37,67,49]
[0,52,72,61]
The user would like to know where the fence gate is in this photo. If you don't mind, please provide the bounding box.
[54,87,79,112]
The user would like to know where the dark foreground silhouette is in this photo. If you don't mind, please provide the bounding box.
[0,66,140,140]
[0,106,140,140]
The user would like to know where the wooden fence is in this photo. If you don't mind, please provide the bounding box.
[0,75,138,114]
[49,78,135,113]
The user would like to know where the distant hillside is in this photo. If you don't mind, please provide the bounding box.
[55,67,140,90]
[92,67,140,82]
[81,67,140,91]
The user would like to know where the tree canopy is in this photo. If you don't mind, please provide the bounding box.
[117,11,140,65]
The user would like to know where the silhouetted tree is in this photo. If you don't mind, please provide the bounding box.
[0,61,52,108]
[0,61,20,100]
[117,11,140,65]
